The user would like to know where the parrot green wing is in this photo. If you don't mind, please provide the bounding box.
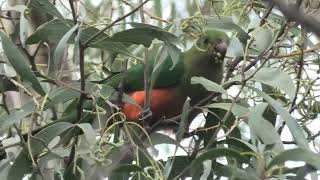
[105,55,184,92]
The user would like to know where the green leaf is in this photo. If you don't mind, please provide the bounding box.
[15,6,28,48]
[164,156,191,179]
[150,46,169,91]
[191,76,228,94]
[252,68,296,101]
[228,68,296,101]
[29,0,64,21]
[177,98,190,141]
[8,122,74,180]
[268,148,320,170]
[250,87,309,149]
[76,123,96,146]
[113,164,143,173]
[205,103,249,117]
[227,137,257,152]
[166,43,181,69]
[213,162,258,180]
[0,32,45,96]
[226,37,244,57]
[32,122,74,153]
[53,24,79,69]
[26,19,70,44]
[109,27,179,47]
[248,103,284,153]
[149,133,186,151]
[0,77,18,92]
[250,27,274,55]
[26,19,137,59]
[44,84,81,109]
[0,159,11,178]
[113,23,181,66]
[205,16,250,44]
[6,150,31,180]
[191,148,249,175]
[0,100,34,132]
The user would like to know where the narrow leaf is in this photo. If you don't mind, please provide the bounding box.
[0,101,34,132]
[248,103,284,153]
[109,25,180,47]
[77,123,96,145]
[191,76,228,94]
[205,16,250,44]
[149,133,186,151]
[29,0,64,21]
[250,27,274,55]
[250,87,309,149]
[53,24,79,69]
[252,68,296,101]
[268,148,320,170]
[205,103,249,117]
[191,148,249,175]
[27,19,138,59]
[177,98,190,141]
[0,32,45,96]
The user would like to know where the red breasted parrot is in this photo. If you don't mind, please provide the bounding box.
[106,29,229,124]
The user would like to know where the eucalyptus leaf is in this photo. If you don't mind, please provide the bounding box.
[205,103,249,117]
[19,8,28,48]
[268,148,320,170]
[77,123,96,146]
[226,37,244,57]
[29,0,64,21]
[113,164,143,173]
[250,27,274,55]
[205,16,250,44]
[26,19,137,58]
[109,26,180,47]
[177,98,190,141]
[0,32,46,96]
[228,68,296,101]
[53,24,79,69]
[191,76,228,94]
[252,68,296,101]
[149,133,186,152]
[250,87,309,149]
[214,162,258,180]
[191,148,249,175]
[248,103,284,153]
[0,100,34,132]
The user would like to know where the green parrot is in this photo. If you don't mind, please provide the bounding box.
[106,29,229,126]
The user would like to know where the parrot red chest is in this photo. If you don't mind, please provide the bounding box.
[122,87,184,122]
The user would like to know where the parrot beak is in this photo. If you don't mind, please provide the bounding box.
[214,41,228,59]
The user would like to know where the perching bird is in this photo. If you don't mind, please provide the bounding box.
[106,29,229,126]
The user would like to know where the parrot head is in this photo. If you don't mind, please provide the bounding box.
[196,29,229,61]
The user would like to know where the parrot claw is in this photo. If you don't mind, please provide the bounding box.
[139,107,153,121]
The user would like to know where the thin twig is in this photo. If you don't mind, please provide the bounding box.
[289,44,304,113]
[68,0,77,24]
